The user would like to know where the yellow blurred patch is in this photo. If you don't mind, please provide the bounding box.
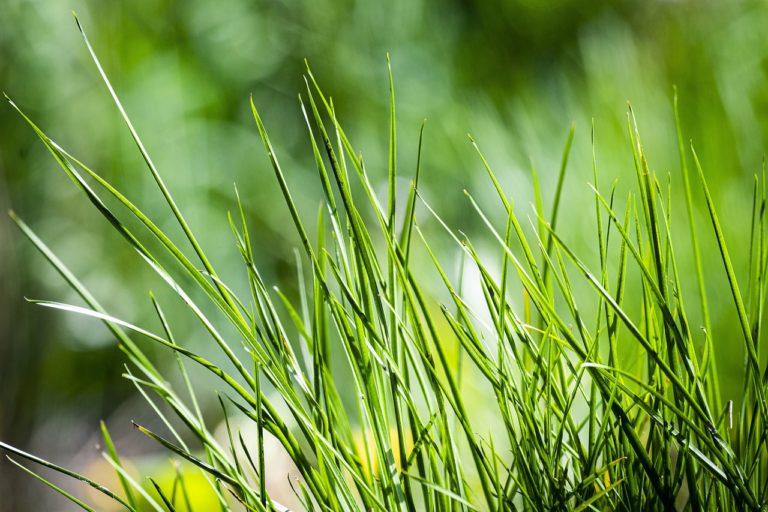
[352,426,413,478]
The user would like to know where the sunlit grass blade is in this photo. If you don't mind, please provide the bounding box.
[100,421,139,510]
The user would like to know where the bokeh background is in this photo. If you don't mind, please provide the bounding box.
[2,0,768,509]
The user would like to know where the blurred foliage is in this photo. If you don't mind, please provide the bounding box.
[2,0,768,509]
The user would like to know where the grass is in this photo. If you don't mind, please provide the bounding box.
[3,16,768,511]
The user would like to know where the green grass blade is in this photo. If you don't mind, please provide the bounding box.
[5,457,98,512]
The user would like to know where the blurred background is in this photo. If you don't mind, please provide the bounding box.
[2,0,768,509]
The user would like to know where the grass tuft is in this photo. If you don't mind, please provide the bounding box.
[3,18,768,512]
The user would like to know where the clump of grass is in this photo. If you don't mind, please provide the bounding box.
[3,17,768,511]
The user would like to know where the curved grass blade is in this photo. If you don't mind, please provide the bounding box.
[5,456,99,512]
[0,443,135,510]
